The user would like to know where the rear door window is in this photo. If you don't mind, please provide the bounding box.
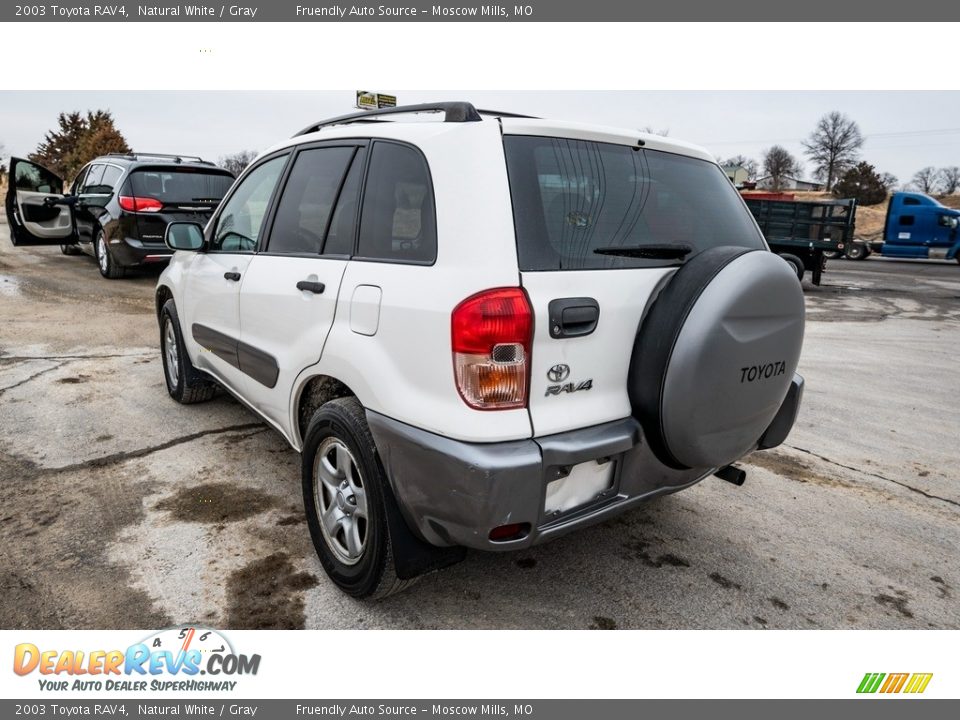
[357,142,436,264]
[504,135,765,271]
[80,165,106,194]
[267,146,356,255]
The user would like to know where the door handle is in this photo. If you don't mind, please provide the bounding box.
[548,297,600,338]
[296,280,325,294]
[224,271,241,281]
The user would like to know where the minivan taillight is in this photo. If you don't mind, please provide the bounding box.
[119,196,163,213]
[452,288,533,410]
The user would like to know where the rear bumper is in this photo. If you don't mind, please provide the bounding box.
[109,237,173,267]
[369,373,804,551]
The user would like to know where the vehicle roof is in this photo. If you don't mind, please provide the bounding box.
[265,115,716,164]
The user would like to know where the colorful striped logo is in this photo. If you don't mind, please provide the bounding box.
[857,673,933,694]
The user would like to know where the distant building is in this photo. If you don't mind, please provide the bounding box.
[722,164,750,187]
[756,175,824,191]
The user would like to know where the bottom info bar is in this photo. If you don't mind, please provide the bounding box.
[2,700,958,719]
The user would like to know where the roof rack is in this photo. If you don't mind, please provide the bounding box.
[295,101,484,136]
[104,152,214,165]
[476,109,539,119]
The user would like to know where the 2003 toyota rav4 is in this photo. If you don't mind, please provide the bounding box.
[155,102,806,598]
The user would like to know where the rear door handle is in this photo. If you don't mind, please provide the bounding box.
[548,297,600,338]
[224,271,241,281]
[296,280,325,294]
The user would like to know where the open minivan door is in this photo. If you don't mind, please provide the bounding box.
[4,157,76,246]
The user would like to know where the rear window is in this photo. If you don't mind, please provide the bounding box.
[504,135,765,271]
[129,168,234,206]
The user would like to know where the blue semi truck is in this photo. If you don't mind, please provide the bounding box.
[850,192,960,263]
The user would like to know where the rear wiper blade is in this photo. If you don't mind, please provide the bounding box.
[593,243,693,260]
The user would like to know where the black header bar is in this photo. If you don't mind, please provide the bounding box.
[3,0,956,22]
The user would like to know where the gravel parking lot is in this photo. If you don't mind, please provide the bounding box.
[1,220,958,630]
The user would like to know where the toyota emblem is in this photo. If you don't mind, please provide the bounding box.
[547,364,570,382]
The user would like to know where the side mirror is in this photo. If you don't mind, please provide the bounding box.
[165,222,204,251]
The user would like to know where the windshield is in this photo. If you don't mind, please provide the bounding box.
[128,168,233,205]
[504,135,766,271]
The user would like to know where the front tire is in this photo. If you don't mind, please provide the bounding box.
[95,230,126,279]
[302,397,412,599]
[159,300,217,404]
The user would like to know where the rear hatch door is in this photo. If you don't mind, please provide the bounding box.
[502,133,767,437]
[125,165,234,242]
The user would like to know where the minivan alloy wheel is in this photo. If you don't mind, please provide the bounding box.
[97,235,109,273]
[313,437,368,565]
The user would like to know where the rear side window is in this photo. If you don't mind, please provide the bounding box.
[267,146,356,255]
[100,165,123,193]
[504,135,765,271]
[357,142,436,264]
[129,168,233,206]
[83,165,121,195]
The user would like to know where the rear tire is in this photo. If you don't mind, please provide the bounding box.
[95,230,126,279]
[159,299,217,404]
[302,397,414,599]
[846,242,869,261]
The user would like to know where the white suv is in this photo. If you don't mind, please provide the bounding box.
[156,102,805,598]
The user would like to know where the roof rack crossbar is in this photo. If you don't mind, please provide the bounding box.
[295,101,483,136]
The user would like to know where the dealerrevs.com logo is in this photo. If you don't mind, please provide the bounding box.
[857,672,933,694]
[13,627,260,692]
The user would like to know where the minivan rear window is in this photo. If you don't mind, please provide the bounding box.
[503,136,765,271]
[129,168,234,206]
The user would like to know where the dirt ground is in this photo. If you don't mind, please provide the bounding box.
[1,222,959,629]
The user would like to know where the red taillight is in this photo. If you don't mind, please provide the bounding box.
[119,196,163,213]
[452,287,533,410]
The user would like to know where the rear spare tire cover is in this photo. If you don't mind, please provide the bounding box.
[629,246,805,470]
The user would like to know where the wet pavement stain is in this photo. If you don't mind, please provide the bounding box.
[515,557,537,569]
[225,552,319,629]
[621,537,691,569]
[745,450,836,485]
[155,482,279,524]
[930,576,950,599]
[875,591,914,619]
[709,572,742,590]
[590,616,618,630]
[769,597,790,611]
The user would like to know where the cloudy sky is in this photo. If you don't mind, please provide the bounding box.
[3,90,960,185]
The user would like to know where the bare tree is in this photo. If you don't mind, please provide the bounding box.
[0,141,6,176]
[911,167,941,195]
[802,111,864,192]
[721,154,759,181]
[218,150,258,177]
[880,172,899,192]
[940,166,960,195]
[640,126,670,137]
[762,145,802,192]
